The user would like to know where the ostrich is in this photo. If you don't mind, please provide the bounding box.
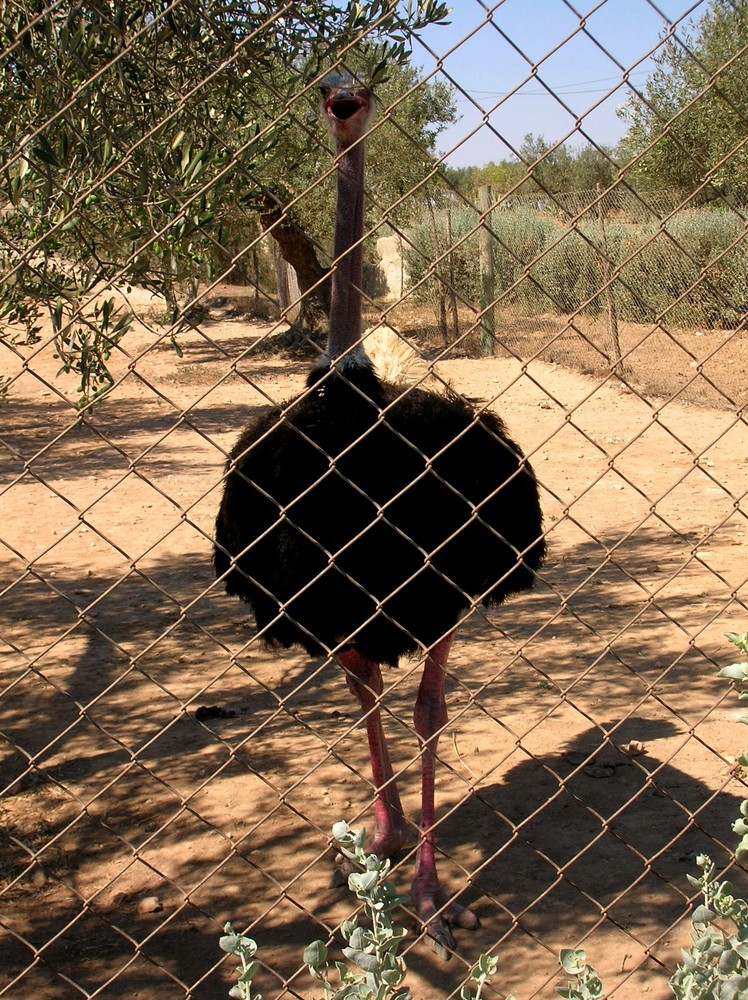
[214,71,545,956]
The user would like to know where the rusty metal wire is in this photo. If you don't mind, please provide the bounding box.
[2,2,748,999]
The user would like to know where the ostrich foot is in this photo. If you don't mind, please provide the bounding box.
[411,880,480,960]
[329,820,409,887]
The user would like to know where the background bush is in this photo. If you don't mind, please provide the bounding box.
[404,201,748,330]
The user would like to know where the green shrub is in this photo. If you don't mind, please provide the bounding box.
[615,210,748,327]
[531,223,604,315]
[405,202,748,331]
[489,206,557,312]
[403,203,481,305]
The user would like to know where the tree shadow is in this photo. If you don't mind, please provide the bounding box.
[0,365,315,486]
[1,543,351,999]
[392,710,746,999]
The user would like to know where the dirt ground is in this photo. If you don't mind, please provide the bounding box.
[1,298,747,1000]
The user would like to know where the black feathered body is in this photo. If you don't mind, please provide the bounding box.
[214,362,545,667]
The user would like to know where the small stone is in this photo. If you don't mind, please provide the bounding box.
[31,868,47,889]
[138,896,163,914]
[584,763,614,779]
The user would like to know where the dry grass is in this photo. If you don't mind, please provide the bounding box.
[375,300,748,410]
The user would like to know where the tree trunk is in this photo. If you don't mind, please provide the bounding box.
[260,191,330,341]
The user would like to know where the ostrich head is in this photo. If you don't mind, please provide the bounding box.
[319,71,376,150]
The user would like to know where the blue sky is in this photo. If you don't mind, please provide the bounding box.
[409,0,709,166]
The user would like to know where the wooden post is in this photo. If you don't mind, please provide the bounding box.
[478,184,495,355]
[596,182,622,375]
[426,197,448,343]
[446,208,459,342]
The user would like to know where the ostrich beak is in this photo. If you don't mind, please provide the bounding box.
[325,90,370,122]
[322,85,374,146]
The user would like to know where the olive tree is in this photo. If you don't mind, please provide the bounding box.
[618,0,748,196]
[0,0,450,405]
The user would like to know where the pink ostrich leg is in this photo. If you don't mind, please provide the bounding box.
[338,649,409,859]
[411,632,480,958]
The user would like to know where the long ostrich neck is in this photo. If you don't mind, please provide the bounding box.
[327,140,365,362]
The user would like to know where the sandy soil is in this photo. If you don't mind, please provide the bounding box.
[1,304,747,1000]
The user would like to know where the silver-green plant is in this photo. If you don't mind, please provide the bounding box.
[221,819,499,1000]
[219,925,262,1000]
[666,629,748,1000]
[552,950,604,1000]
[669,853,748,999]
[304,820,411,1000]
[718,631,748,701]
[720,630,748,864]
[462,953,500,1000]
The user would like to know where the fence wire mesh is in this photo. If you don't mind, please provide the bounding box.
[1,2,747,999]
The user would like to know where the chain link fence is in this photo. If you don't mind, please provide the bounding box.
[1,2,747,998]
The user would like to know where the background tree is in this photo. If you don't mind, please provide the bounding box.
[0,0,450,404]
[515,135,616,196]
[618,0,748,195]
[439,140,615,201]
